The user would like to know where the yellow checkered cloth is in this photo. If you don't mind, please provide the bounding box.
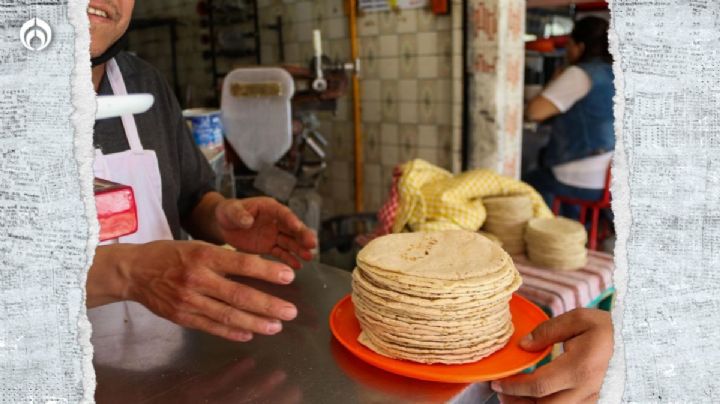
[393,159,553,233]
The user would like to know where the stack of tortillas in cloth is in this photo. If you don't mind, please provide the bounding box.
[525,217,588,270]
[481,195,533,255]
[351,230,522,364]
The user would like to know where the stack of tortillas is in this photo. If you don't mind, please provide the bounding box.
[478,230,503,247]
[525,217,588,270]
[351,230,521,364]
[482,195,533,255]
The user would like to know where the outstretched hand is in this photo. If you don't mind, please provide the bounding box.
[215,197,317,269]
[102,241,300,341]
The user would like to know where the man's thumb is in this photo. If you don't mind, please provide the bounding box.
[519,309,593,351]
[216,200,254,229]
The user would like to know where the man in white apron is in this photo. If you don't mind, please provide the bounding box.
[85,0,316,342]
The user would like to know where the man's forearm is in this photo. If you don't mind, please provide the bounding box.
[182,191,226,244]
[87,244,135,307]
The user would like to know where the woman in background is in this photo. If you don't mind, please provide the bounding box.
[524,16,615,219]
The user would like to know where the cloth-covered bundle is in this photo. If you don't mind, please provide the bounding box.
[357,160,553,246]
[393,159,552,233]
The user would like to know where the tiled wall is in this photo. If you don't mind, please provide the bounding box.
[256,0,464,217]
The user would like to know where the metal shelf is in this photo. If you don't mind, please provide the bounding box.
[205,0,261,105]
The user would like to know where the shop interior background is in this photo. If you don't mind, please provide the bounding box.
[120,0,612,267]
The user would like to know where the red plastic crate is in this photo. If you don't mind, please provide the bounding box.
[94,178,138,242]
[431,0,450,15]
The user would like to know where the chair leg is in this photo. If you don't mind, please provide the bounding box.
[552,199,561,216]
[598,216,611,243]
[579,206,587,224]
[589,208,600,250]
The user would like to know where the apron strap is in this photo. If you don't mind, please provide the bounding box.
[94,149,107,179]
[106,58,145,155]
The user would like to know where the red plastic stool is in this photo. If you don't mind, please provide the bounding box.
[552,165,612,250]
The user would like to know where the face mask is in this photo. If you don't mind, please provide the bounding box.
[91,32,128,67]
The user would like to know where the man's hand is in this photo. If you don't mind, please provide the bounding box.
[214,197,317,269]
[491,309,613,404]
[89,241,299,342]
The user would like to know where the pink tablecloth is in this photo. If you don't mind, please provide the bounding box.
[513,250,615,316]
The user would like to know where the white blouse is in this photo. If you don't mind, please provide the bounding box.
[541,66,611,190]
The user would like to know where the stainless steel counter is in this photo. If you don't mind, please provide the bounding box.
[89,262,498,403]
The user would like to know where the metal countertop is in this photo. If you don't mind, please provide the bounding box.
[89,262,497,403]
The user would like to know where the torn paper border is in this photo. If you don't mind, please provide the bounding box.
[68,0,98,402]
[600,1,627,402]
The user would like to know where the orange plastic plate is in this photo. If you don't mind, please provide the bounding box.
[329,293,551,383]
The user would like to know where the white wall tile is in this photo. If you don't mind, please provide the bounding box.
[380,123,399,145]
[378,57,400,80]
[362,79,381,102]
[417,32,438,56]
[398,79,418,102]
[379,34,399,57]
[396,10,418,33]
[418,125,439,148]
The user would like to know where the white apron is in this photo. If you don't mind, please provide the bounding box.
[94,58,174,244]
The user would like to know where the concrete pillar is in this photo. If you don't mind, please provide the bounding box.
[467,0,525,178]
